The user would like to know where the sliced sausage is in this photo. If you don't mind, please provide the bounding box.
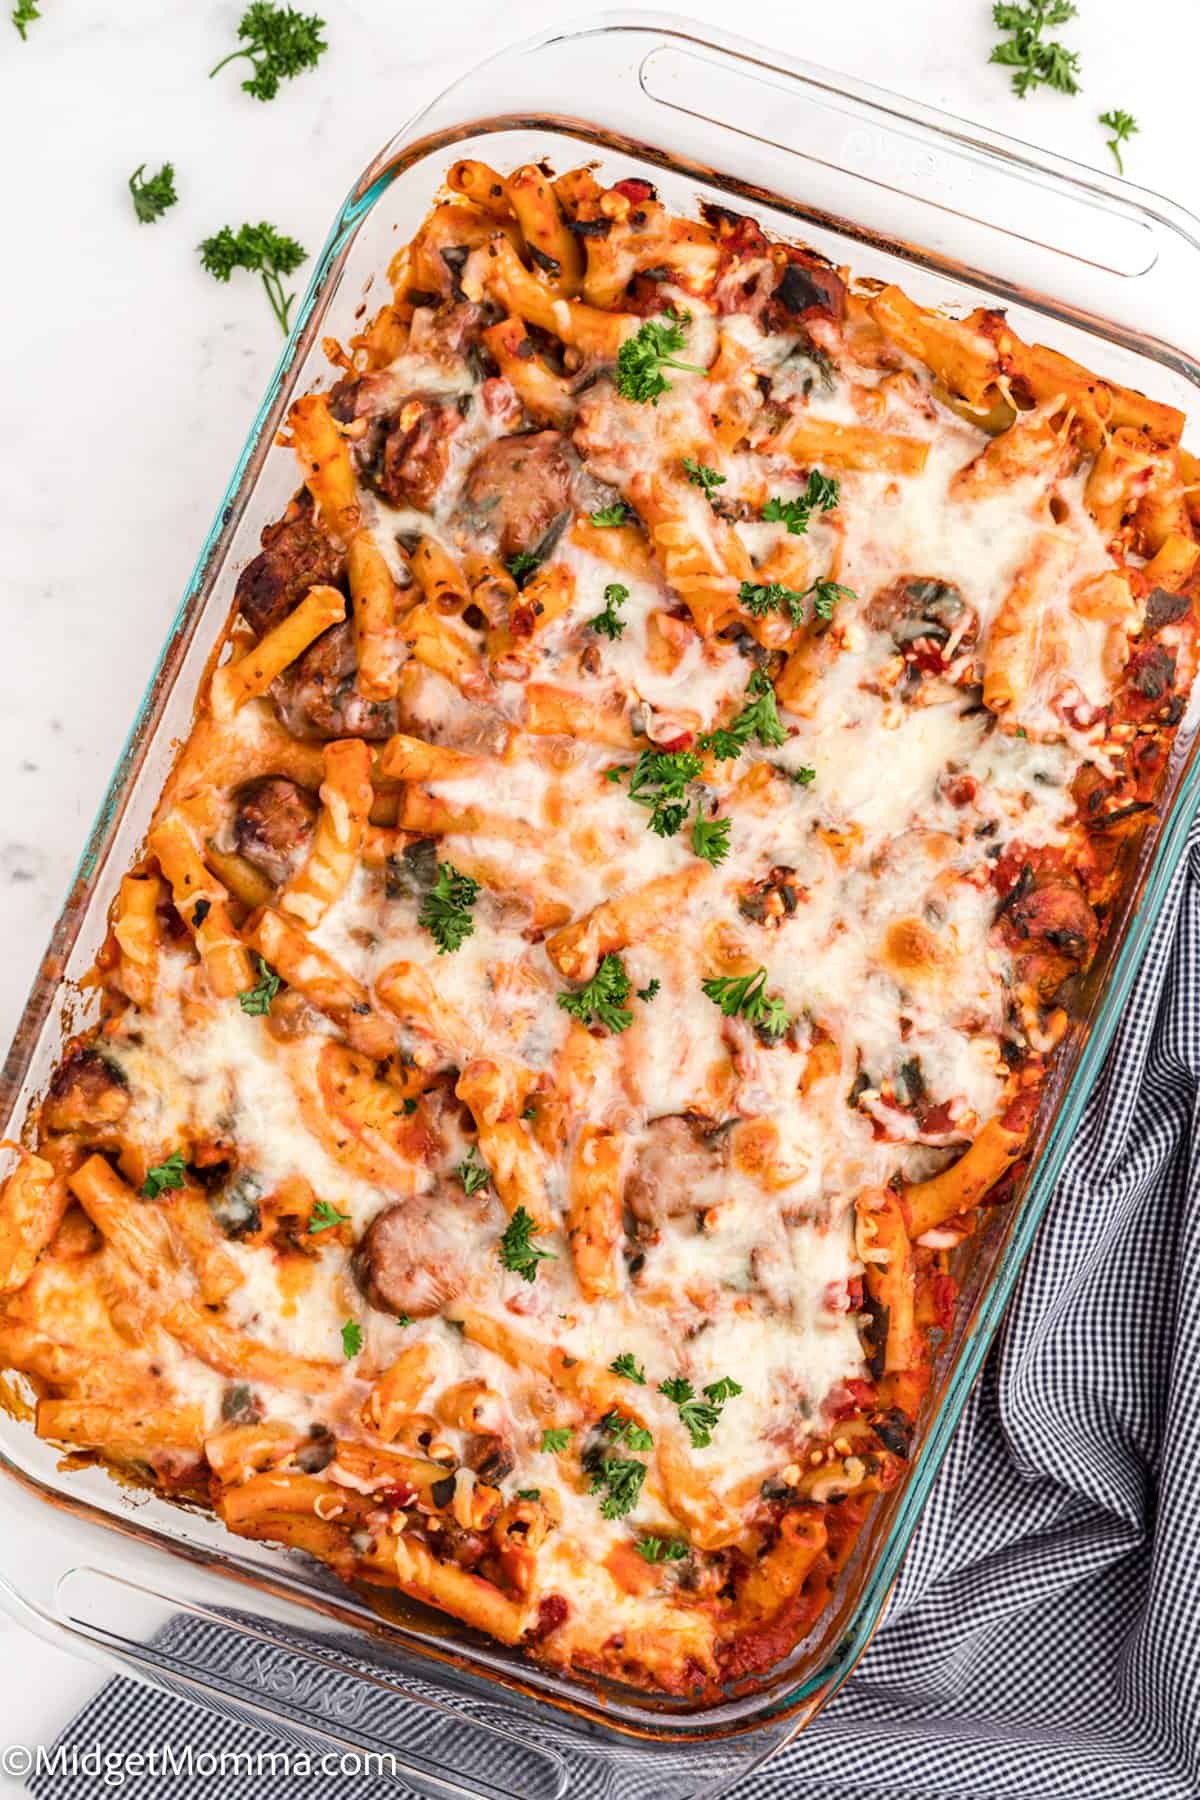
[232,777,319,888]
[271,621,399,741]
[996,869,1098,1001]
[625,1115,730,1228]
[42,1048,129,1135]
[765,250,846,326]
[867,576,976,655]
[1143,586,1191,636]
[463,1433,515,1485]
[234,492,342,639]
[999,873,1098,961]
[376,397,463,511]
[353,1187,491,1319]
[464,432,575,559]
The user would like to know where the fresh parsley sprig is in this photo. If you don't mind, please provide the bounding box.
[739,575,853,626]
[11,0,38,39]
[691,803,732,868]
[658,1374,743,1448]
[702,967,792,1040]
[807,578,855,621]
[590,1455,647,1520]
[609,1352,647,1384]
[682,457,726,500]
[601,1411,654,1452]
[498,1206,556,1283]
[341,1318,363,1359]
[417,861,480,955]
[456,1150,491,1196]
[589,582,629,640]
[589,502,630,527]
[199,221,309,334]
[142,1151,187,1199]
[989,1,1080,98]
[700,668,788,759]
[558,953,634,1035]
[762,471,840,535]
[505,550,542,585]
[209,3,328,102]
[610,748,704,838]
[541,1427,572,1453]
[129,163,178,225]
[308,1198,349,1234]
[239,956,282,1016]
[1099,109,1138,175]
[637,978,661,1003]
[637,1536,689,1563]
[740,580,807,625]
[614,314,706,405]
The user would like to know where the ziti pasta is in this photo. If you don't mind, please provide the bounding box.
[3,160,1197,1698]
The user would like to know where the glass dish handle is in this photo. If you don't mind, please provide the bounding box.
[636,37,1156,276]
[48,1566,571,1800]
[482,14,1200,349]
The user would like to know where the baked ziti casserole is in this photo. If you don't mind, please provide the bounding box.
[2,158,1197,1696]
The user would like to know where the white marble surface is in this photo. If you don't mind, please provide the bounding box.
[0,0,1196,1774]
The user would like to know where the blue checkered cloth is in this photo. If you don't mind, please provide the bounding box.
[27,821,1200,1800]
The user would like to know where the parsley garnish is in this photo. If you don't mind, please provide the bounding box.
[691,803,732,868]
[611,748,704,838]
[239,956,282,1016]
[740,580,807,625]
[541,1427,572,1453]
[516,1488,541,1501]
[417,861,480,955]
[762,472,840,535]
[397,1313,413,1327]
[402,1097,418,1115]
[609,1352,647,1384]
[637,979,661,1003]
[199,222,309,334]
[498,1206,556,1283]
[589,582,629,640]
[700,668,787,759]
[589,502,630,527]
[11,0,38,38]
[590,1456,647,1520]
[142,1151,187,1199]
[637,1536,688,1563]
[456,1149,491,1196]
[682,458,726,500]
[557,953,634,1034]
[308,1199,349,1234]
[209,3,328,102]
[699,727,745,761]
[129,163,178,225]
[776,762,817,787]
[808,578,855,621]
[505,550,542,585]
[341,1318,363,1359]
[701,967,792,1040]
[601,1411,654,1452]
[1099,109,1138,175]
[614,314,705,405]
[658,1374,743,1448]
[739,575,853,626]
[989,1,1080,98]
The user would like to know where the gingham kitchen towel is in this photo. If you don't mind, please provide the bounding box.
[26,819,1200,1800]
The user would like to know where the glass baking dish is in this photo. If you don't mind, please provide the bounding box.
[3,13,1200,1796]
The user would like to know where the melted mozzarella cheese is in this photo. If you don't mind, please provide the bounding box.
[69,227,1151,1683]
